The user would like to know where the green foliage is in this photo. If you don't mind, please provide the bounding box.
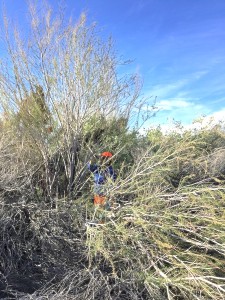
[83,114,141,170]
[84,131,225,299]
[146,124,225,189]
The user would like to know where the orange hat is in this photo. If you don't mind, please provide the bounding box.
[101,151,113,157]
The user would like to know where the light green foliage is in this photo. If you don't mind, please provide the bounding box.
[85,131,225,299]
[146,124,225,189]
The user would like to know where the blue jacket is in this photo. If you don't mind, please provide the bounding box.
[87,163,117,195]
[88,163,117,184]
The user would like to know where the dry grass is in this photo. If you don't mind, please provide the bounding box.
[0,138,225,299]
[84,144,225,300]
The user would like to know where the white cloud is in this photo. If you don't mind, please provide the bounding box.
[212,97,225,104]
[192,108,225,128]
[192,70,209,80]
[139,103,225,135]
[150,80,188,98]
[210,109,225,121]
[139,70,221,133]
[133,97,195,112]
[148,71,208,99]
[156,98,194,111]
[161,108,225,133]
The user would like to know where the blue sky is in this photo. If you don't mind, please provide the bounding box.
[1,0,225,130]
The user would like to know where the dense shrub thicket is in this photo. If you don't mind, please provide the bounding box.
[0,119,225,300]
[0,2,225,300]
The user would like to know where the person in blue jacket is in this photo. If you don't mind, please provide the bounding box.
[88,151,117,209]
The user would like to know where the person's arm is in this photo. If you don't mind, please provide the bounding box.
[108,165,117,181]
[87,161,98,173]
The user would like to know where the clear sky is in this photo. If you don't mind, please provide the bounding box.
[1,0,225,130]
